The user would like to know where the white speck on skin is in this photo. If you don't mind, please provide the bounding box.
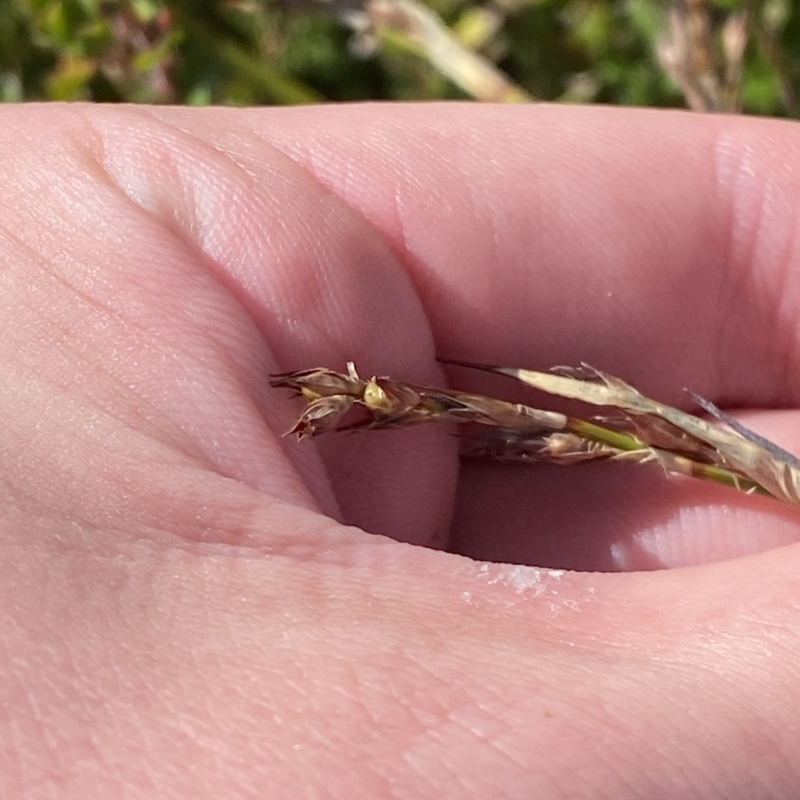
[465,563,591,613]
[474,563,556,595]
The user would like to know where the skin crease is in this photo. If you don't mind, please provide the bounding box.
[1,104,800,799]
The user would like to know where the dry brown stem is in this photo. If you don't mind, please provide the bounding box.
[271,359,800,507]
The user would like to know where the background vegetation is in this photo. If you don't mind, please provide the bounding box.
[0,0,797,114]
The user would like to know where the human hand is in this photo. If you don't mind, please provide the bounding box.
[2,103,799,798]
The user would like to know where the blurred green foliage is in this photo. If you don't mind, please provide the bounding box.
[0,0,797,114]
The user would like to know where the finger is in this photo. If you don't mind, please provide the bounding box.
[252,103,800,407]
[229,103,800,567]
[0,104,458,548]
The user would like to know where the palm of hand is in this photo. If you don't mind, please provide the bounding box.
[1,103,799,798]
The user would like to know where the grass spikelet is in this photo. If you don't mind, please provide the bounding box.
[271,359,800,508]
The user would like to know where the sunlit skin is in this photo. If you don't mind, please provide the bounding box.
[2,103,800,798]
